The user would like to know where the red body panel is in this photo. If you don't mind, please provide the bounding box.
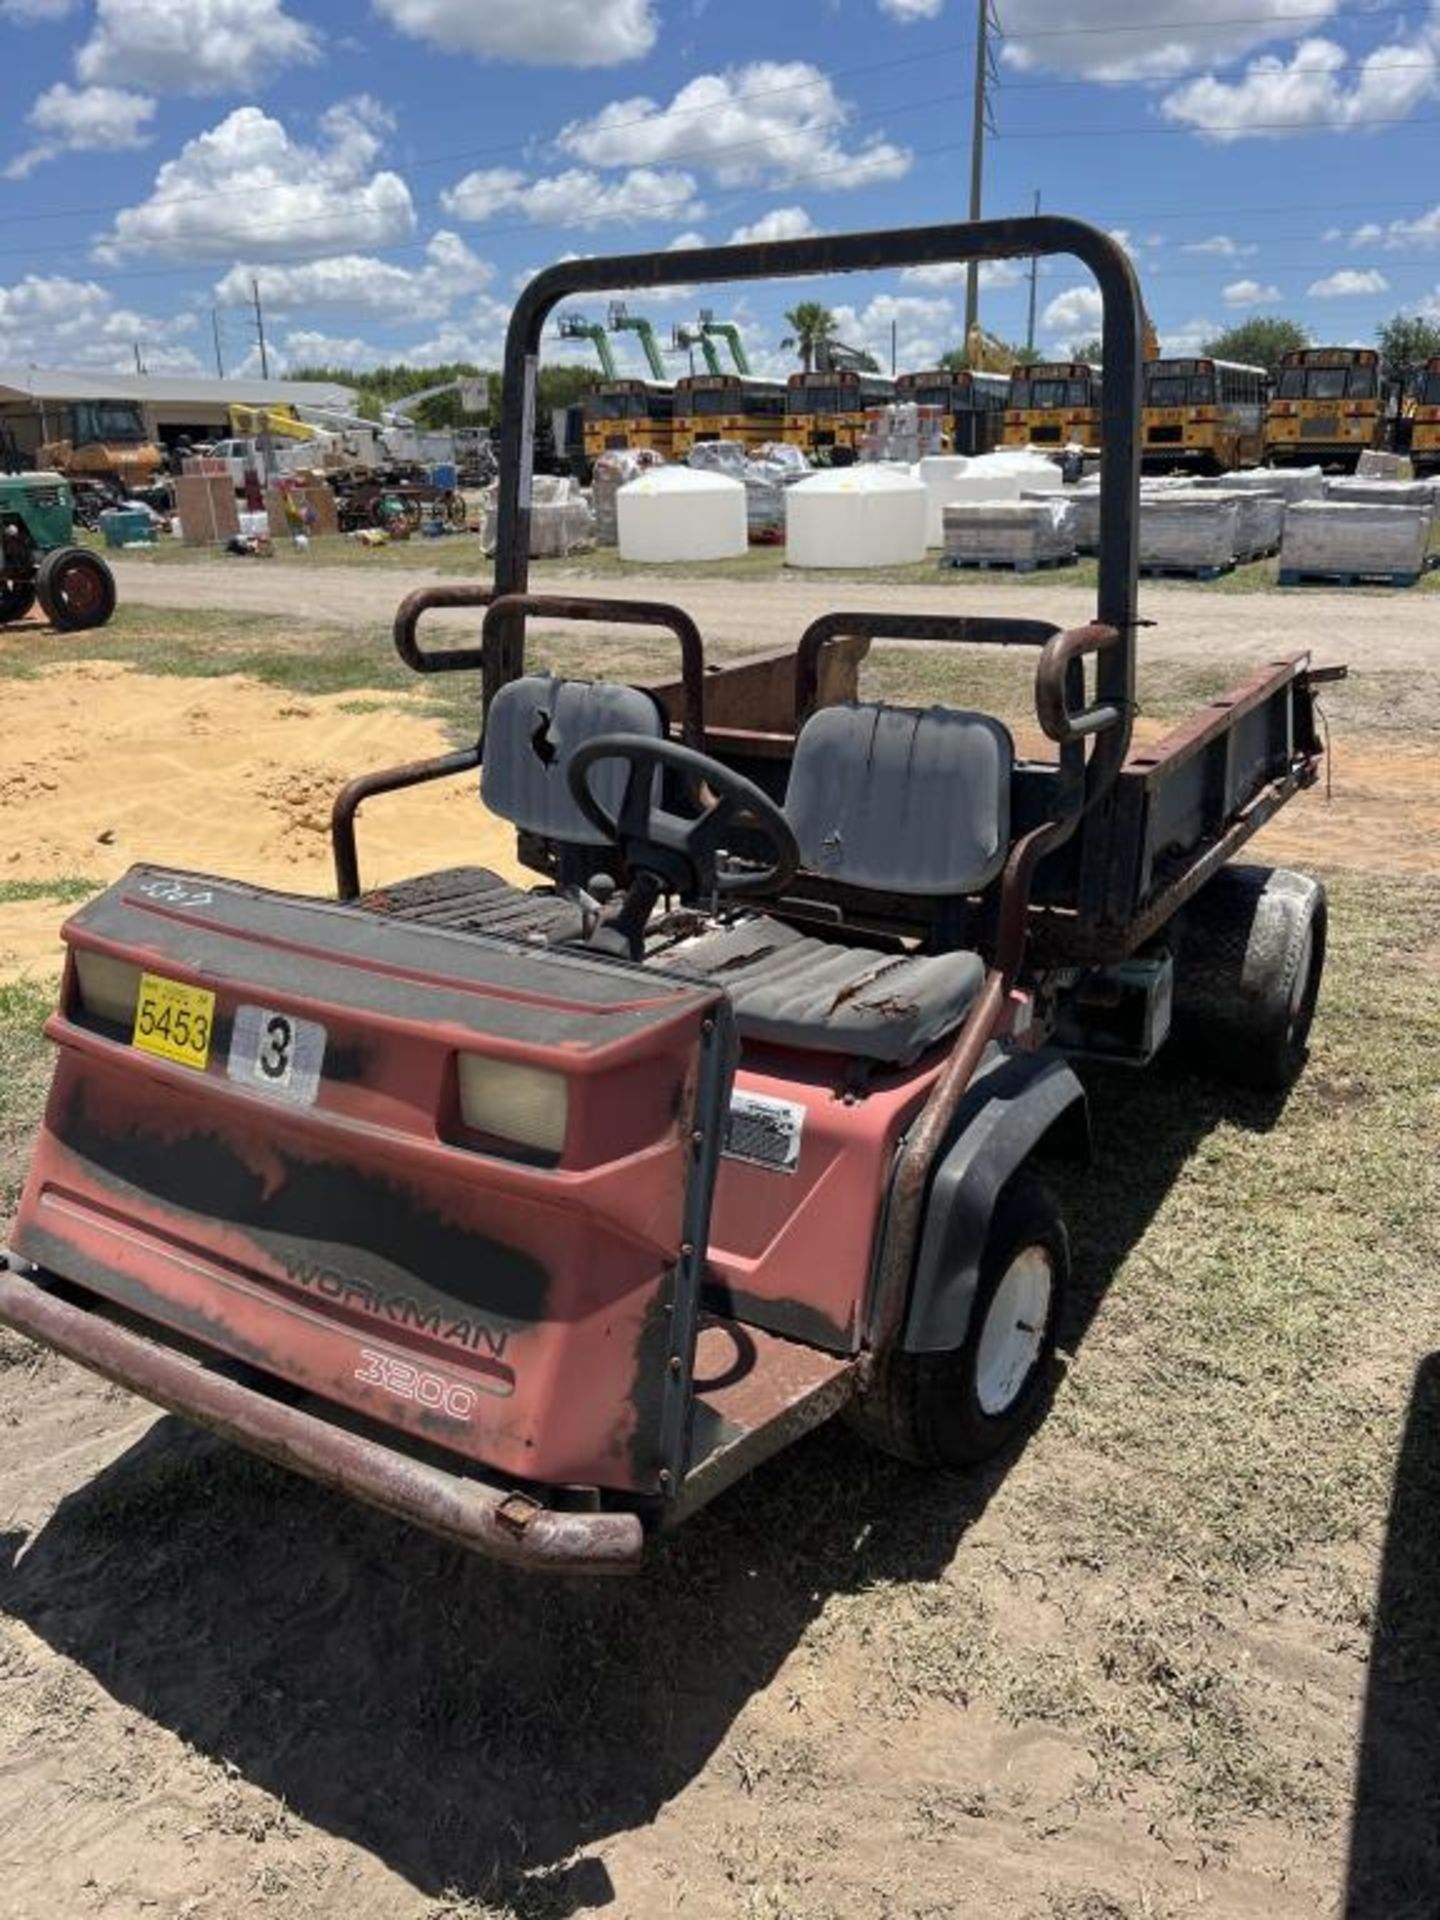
[708,1051,941,1349]
[11,870,729,1497]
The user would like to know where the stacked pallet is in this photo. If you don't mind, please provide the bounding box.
[1279,500,1432,585]
[1193,467,1325,504]
[1189,489,1285,561]
[591,450,665,546]
[941,499,1076,571]
[1323,477,1438,515]
[1138,495,1239,575]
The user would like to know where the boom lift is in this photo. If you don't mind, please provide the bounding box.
[700,311,753,376]
[1,218,1341,1575]
[607,302,668,382]
[557,314,618,380]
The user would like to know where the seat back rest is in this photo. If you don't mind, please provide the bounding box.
[784,702,1014,895]
[481,673,664,845]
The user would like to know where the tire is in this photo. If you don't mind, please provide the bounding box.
[34,546,116,632]
[445,491,468,528]
[846,1171,1069,1469]
[1170,863,1326,1093]
[0,576,37,623]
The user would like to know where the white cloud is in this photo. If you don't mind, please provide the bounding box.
[1041,284,1103,337]
[278,330,385,370]
[728,206,820,244]
[98,99,415,262]
[393,297,520,369]
[0,271,201,372]
[1223,278,1282,307]
[997,0,1344,82]
[1340,204,1440,251]
[1160,16,1440,141]
[1161,316,1222,357]
[1308,268,1390,297]
[1181,234,1257,257]
[821,293,956,376]
[441,165,703,229]
[373,0,656,66]
[77,0,320,94]
[878,0,942,17]
[900,257,1025,290]
[6,82,155,178]
[214,230,492,324]
[558,62,911,191]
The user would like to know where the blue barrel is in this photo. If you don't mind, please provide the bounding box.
[429,461,458,491]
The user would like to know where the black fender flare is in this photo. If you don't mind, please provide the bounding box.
[896,1048,1089,1354]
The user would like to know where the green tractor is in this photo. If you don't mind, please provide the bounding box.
[0,469,117,631]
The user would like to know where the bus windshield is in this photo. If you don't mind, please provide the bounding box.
[787,385,847,415]
[1146,373,1215,407]
[1277,366,1377,401]
[593,390,645,420]
[1419,370,1440,406]
[685,388,733,415]
[1013,379,1090,410]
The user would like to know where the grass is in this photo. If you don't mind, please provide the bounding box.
[0,877,103,906]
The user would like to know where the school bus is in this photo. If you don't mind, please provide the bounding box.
[581,379,676,461]
[783,369,895,461]
[1001,362,1102,451]
[671,374,787,456]
[1410,356,1440,475]
[895,369,1009,455]
[1142,357,1268,472]
[1263,347,1386,470]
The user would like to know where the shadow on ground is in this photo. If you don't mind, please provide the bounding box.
[0,1058,1290,1914]
[1345,1351,1440,1919]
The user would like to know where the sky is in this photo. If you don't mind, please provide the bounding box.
[1,0,1438,386]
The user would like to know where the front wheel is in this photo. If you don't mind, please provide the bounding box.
[34,546,116,631]
[847,1171,1069,1468]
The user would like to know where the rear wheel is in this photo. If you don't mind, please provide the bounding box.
[847,1171,1068,1468]
[1170,863,1326,1092]
[0,575,37,623]
[34,546,116,631]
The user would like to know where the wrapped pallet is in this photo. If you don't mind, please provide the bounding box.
[1280,501,1431,581]
[591,449,665,547]
[1138,495,1239,572]
[481,476,593,556]
[1323,477,1437,516]
[1184,488,1284,561]
[1356,449,1414,480]
[942,499,1076,570]
[1193,466,1325,504]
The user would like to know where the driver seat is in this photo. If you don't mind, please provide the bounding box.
[358,672,663,940]
[655,702,1013,1067]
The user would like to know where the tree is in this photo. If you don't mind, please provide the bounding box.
[1069,337,1103,366]
[1376,313,1440,391]
[1200,317,1310,377]
[781,301,837,372]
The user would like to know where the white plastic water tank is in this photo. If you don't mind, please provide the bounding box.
[785,465,928,569]
[916,454,972,548]
[616,466,747,562]
[942,449,1063,508]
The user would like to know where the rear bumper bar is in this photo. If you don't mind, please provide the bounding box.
[0,1254,645,1576]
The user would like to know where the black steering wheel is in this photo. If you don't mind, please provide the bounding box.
[567,734,800,902]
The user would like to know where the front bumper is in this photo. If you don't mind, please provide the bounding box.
[0,1253,644,1575]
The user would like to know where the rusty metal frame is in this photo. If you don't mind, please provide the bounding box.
[331,745,480,900]
[0,1256,644,1574]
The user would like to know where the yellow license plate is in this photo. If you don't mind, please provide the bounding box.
[132,972,216,1071]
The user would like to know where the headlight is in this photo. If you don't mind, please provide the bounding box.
[73,950,140,1028]
[455,1055,568,1158]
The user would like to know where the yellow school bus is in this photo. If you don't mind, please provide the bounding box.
[1001,362,1102,451]
[782,369,895,461]
[671,374,788,456]
[895,369,1009,456]
[581,380,676,461]
[1263,348,1385,470]
[1409,356,1440,475]
[1142,357,1267,472]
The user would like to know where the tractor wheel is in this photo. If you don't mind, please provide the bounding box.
[0,576,37,623]
[1170,863,1326,1093]
[35,545,117,632]
[846,1171,1068,1469]
[445,490,468,528]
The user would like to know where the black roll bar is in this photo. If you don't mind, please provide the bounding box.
[495,216,1144,814]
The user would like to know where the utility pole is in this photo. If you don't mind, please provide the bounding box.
[211,308,225,379]
[964,0,997,341]
[1025,189,1041,356]
[251,277,270,380]
[132,342,144,375]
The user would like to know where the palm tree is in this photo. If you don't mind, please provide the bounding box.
[781,302,838,373]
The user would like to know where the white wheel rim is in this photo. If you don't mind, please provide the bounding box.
[975,1246,1053,1418]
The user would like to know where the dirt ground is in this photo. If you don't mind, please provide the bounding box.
[1,566,1438,1920]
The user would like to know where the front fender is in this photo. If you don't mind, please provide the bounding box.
[897,1049,1088,1354]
